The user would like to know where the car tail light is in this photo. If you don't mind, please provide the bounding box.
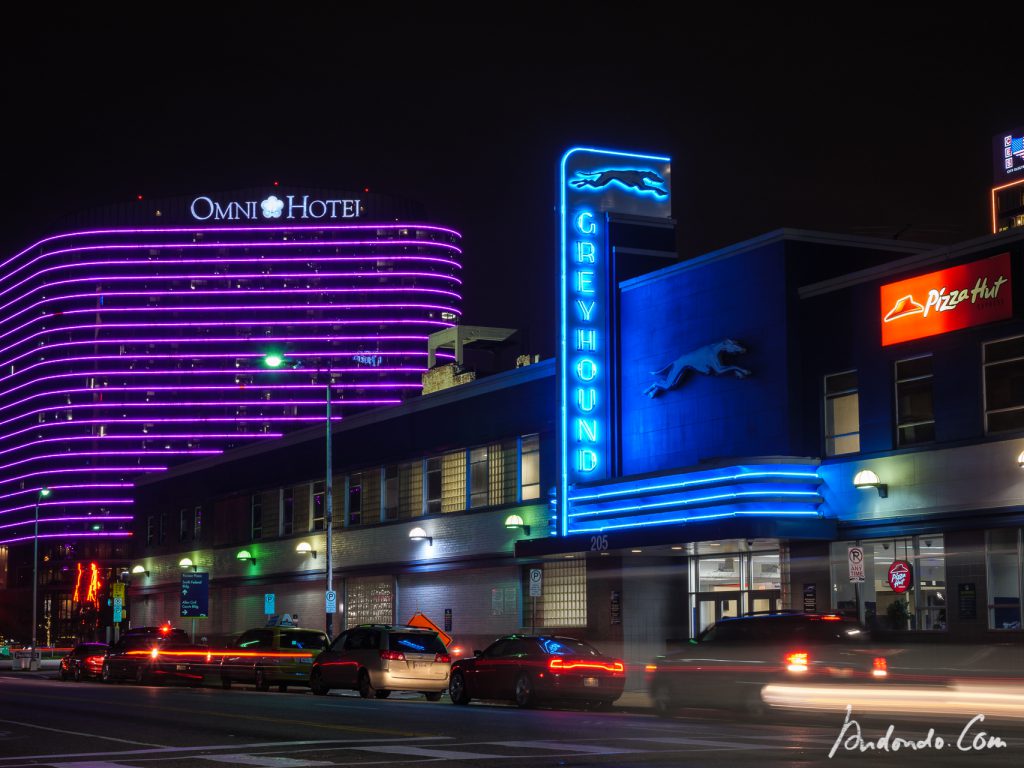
[548,657,625,673]
[872,657,888,677]
[785,651,809,672]
[434,653,451,664]
[150,647,160,660]
[379,650,406,661]
[85,655,104,667]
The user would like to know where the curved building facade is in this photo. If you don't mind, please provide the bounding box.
[0,190,462,563]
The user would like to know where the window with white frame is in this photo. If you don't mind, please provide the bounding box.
[281,488,294,535]
[520,433,540,500]
[824,371,860,456]
[986,528,1022,630]
[895,355,935,446]
[250,494,262,540]
[425,458,442,515]
[470,447,488,508]
[311,481,325,531]
[984,336,1024,433]
[348,473,362,526]
[383,465,399,521]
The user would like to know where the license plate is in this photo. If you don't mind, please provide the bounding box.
[583,677,599,688]
[176,664,189,671]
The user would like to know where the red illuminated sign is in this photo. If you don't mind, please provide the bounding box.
[880,253,1012,346]
[887,560,912,593]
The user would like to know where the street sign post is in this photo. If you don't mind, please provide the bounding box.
[529,568,542,633]
[847,546,865,583]
[325,590,337,614]
[264,593,275,615]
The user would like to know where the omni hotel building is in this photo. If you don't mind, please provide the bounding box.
[0,188,462,642]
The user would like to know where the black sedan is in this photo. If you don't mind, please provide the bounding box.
[449,634,625,709]
[101,633,209,685]
[58,642,108,682]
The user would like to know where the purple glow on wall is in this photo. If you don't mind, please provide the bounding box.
[0,220,462,545]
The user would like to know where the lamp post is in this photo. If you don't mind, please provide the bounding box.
[264,354,334,638]
[31,487,51,658]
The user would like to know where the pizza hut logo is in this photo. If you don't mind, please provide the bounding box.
[887,560,912,593]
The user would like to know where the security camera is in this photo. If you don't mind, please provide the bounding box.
[746,540,754,548]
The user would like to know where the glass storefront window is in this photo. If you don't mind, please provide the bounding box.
[830,535,946,631]
[698,556,743,592]
[986,528,1022,630]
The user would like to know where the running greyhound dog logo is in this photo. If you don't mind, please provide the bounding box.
[571,169,668,197]
[643,339,751,398]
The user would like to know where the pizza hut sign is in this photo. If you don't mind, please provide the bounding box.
[887,560,912,594]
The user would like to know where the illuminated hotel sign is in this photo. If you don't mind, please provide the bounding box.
[558,147,671,535]
[994,128,1024,182]
[881,252,1012,346]
[190,194,362,222]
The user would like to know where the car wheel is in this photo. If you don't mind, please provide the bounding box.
[254,668,270,692]
[514,673,536,708]
[101,663,112,683]
[358,669,375,699]
[449,671,470,705]
[310,668,330,696]
[58,668,68,682]
[73,665,83,683]
[424,692,443,702]
[375,689,391,699]
[651,680,677,718]
[135,665,147,685]
[220,676,232,690]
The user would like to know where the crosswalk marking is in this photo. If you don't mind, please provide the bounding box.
[487,740,641,755]
[44,763,139,768]
[353,745,508,760]
[199,757,333,767]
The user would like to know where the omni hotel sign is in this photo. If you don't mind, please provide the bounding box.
[190,194,362,221]
[558,147,671,534]
[881,252,1012,346]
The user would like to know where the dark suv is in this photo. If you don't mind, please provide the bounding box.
[645,613,882,716]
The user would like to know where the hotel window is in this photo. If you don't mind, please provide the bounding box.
[986,528,1022,630]
[250,495,262,541]
[281,488,294,536]
[383,465,399,521]
[146,515,154,546]
[348,473,363,526]
[311,481,325,531]
[441,450,466,513]
[159,512,167,544]
[895,355,935,446]
[984,336,1024,433]
[399,462,422,518]
[536,560,587,628]
[425,458,442,514]
[469,447,489,508]
[520,433,541,501]
[193,506,203,541]
[824,371,860,455]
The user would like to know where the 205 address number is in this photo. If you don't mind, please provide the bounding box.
[590,534,609,551]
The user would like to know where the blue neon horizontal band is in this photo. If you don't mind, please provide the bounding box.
[568,489,820,518]
[569,510,821,533]
[569,470,820,503]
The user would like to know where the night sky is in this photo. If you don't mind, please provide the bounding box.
[4,10,1021,359]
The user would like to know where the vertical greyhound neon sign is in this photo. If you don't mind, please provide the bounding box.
[558,147,671,536]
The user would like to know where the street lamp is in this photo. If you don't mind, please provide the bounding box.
[263,353,335,638]
[31,487,51,657]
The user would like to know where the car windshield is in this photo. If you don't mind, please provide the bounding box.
[283,631,328,650]
[388,632,446,654]
[538,637,603,657]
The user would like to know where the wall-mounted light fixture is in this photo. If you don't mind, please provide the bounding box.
[504,514,530,535]
[131,564,150,577]
[296,541,317,558]
[236,549,256,565]
[178,557,197,571]
[853,469,888,498]
[409,526,433,545]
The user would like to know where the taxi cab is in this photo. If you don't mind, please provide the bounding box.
[220,623,329,692]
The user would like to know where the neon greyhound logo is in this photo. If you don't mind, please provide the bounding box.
[190,194,361,221]
[570,168,668,197]
[643,339,751,398]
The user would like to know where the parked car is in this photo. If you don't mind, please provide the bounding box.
[101,631,207,685]
[220,626,329,692]
[449,634,625,709]
[644,613,888,716]
[58,642,109,682]
[309,624,451,700]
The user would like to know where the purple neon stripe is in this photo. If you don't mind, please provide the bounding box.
[0,450,220,472]
[0,467,168,486]
[0,512,133,527]
[0,433,281,458]
[1,338,456,370]
[2,238,464,284]
[0,531,132,545]
[6,222,462,266]
[0,483,134,502]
